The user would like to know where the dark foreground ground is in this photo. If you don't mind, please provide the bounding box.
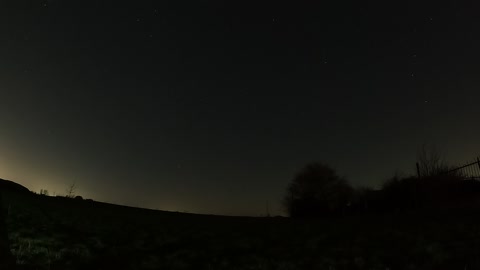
[2,189,480,270]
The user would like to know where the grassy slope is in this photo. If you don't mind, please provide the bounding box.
[0,192,16,269]
[2,190,480,270]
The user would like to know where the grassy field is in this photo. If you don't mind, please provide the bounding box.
[2,189,480,270]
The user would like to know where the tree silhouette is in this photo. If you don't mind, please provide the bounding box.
[283,162,353,218]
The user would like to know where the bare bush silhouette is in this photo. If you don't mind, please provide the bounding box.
[416,143,450,178]
[66,182,76,198]
[283,162,353,218]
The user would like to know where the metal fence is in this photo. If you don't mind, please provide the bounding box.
[446,157,480,180]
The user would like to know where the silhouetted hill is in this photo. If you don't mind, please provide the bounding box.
[0,178,29,193]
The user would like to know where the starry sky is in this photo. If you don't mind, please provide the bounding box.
[0,0,479,216]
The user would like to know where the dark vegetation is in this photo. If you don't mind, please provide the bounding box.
[2,146,480,269]
[283,163,480,217]
[283,145,480,218]
[4,182,480,270]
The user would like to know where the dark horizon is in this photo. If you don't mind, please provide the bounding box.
[1,0,479,216]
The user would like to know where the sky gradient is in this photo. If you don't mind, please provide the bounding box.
[1,0,479,216]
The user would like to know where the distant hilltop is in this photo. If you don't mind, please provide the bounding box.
[0,178,30,193]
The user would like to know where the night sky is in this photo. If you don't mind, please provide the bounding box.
[1,1,479,216]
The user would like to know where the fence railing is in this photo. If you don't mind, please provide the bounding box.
[415,157,480,179]
[446,157,480,180]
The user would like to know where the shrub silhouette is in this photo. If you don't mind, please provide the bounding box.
[379,174,420,212]
[283,162,353,218]
[373,171,474,213]
[347,186,382,214]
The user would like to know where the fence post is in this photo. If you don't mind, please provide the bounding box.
[416,162,421,178]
